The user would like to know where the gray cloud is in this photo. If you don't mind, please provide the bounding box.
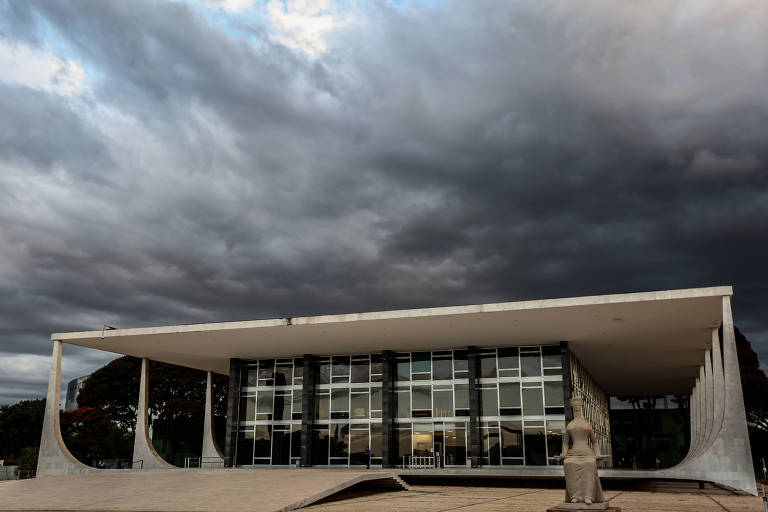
[0,0,767,404]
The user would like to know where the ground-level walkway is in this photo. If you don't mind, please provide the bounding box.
[0,469,763,512]
[0,469,408,512]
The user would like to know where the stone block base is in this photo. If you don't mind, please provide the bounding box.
[547,503,619,511]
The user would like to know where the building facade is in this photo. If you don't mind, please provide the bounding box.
[36,287,757,495]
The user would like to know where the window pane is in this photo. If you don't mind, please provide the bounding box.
[521,352,542,377]
[239,395,255,422]
[293,389,302,414]
[453,351,468,378]
[396,427,411,462]
[271,429,290,465]
[370,355,383,379]
[397,360,410,381]
[370,387,382,412]
[253,425,271,458]
[274,366,292,386]
[481,385,498,416]
[433,389,452,417]
[445,424,466,466]
[547,420,565,461]
[311,427,329,465]
[350,429,369,465]
[329,424,349,458]
[432,357,452,380]
[524,427,547,465]
[412,385,431,411]
[236,430,254,465]
[273,393,291,421]
[351,359,369,383]
[351,393,369,419]
[501,421,523,458]
[482,422,500,464]
[258,360,274,381]
[291,424,301,458]
[332,356,350,377]
[497,348,519,370]
[257,390,273,419]
[331,388,349,412]
[454,383,469,410]
[370,423,382,457]
[544,381,564,406]
[397,389,411,418]
[316,393,330,420]
[522,387,544,415]
[242,367,258,387]
[499,382,521,409]
[412,352,430,375]
[542,345,561,368]
[318,362,331,384]
[480,353,497,378]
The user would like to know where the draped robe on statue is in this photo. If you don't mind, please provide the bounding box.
[563,418,605,503]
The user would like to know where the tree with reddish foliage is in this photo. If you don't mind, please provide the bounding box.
[60,406,120,466]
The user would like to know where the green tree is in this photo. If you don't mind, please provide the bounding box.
[0,399,45,465]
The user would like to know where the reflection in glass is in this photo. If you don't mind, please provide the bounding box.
[454,383,469,411]
[522,387,544,415]
[524,427,547,465]
[542,345,561,368]
[273,391,291,421]
[331,388,349,418]
[412,385,431,411]
[256,390,273,420]
[499,382,521,408]
[316,392,330,420]
[350,428,369,465]
[480,352,497,378]
[396,426,411,463]
[544,381,564,406]
[411,352,430,376]
[370,387,382,413]
[318,362,331,384]
[351,392,369,419]
[311,426,329,465]
[351,359,369,383]
[274,365,292,386]
[236,430,254,465]
[432,356,452,380]
[497,348,518,370]
[291,424,301,458]
[501,421,523,458]
[546,420,565,463]
[253,425,271,458]
[397,359,410,381]
[371,423,382,456]
[481,385,498,416]
[521,351,542,377]
[433,389,452,417]
[482,422,501,464]
[396,389,410,418]
[445,424,467,465]
[453,351,468,378]
[329,424,350,459]
[239,395,255,422]
[271,429,290,465]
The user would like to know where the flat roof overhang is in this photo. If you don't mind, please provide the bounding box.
[52,286,731,395]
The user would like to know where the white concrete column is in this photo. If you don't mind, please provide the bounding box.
[661,295,757,495]
[201,371,224,462]
[691,379,700,458]
[695,365,706,458]
[132,358,176,469]
[702,349,714,454]
[710,328,725,444]
[36,341,97,476]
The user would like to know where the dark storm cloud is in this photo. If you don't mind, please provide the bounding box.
[0,0,767,403]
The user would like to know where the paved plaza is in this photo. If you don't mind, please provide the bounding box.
[0,470,763,512]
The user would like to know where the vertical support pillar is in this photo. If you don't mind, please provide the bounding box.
[467,346,482,468]
[710,328,725,443]
[300,354,316,467]
[702,350,714,454]
[36,340,95,476]
[223,358,240,466]
[201,371,224,461]
[560,341,573,423]
[132,358,175,469]
[381,351,396,467]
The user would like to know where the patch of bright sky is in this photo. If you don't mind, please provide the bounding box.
[0,38,90,96]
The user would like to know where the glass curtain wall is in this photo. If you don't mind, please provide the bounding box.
[394,350,471,467]
[477,345,566,466]
[312,354,383,466]
[236,358,303,466]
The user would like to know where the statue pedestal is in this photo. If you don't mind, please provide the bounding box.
[547,503,620,511]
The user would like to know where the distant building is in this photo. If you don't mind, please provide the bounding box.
[64,375,89,411]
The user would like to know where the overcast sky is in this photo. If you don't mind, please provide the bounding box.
[0,0,766,406]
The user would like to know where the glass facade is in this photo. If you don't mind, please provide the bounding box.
[232,345,566,468]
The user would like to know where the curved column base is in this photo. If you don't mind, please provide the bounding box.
[132,358,176,470]
[201,371,224,463]
[37,341,102,477]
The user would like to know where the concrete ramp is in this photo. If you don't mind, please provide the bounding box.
[0,469,408,512]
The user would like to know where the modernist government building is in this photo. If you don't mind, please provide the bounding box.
[36,286,757,495]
